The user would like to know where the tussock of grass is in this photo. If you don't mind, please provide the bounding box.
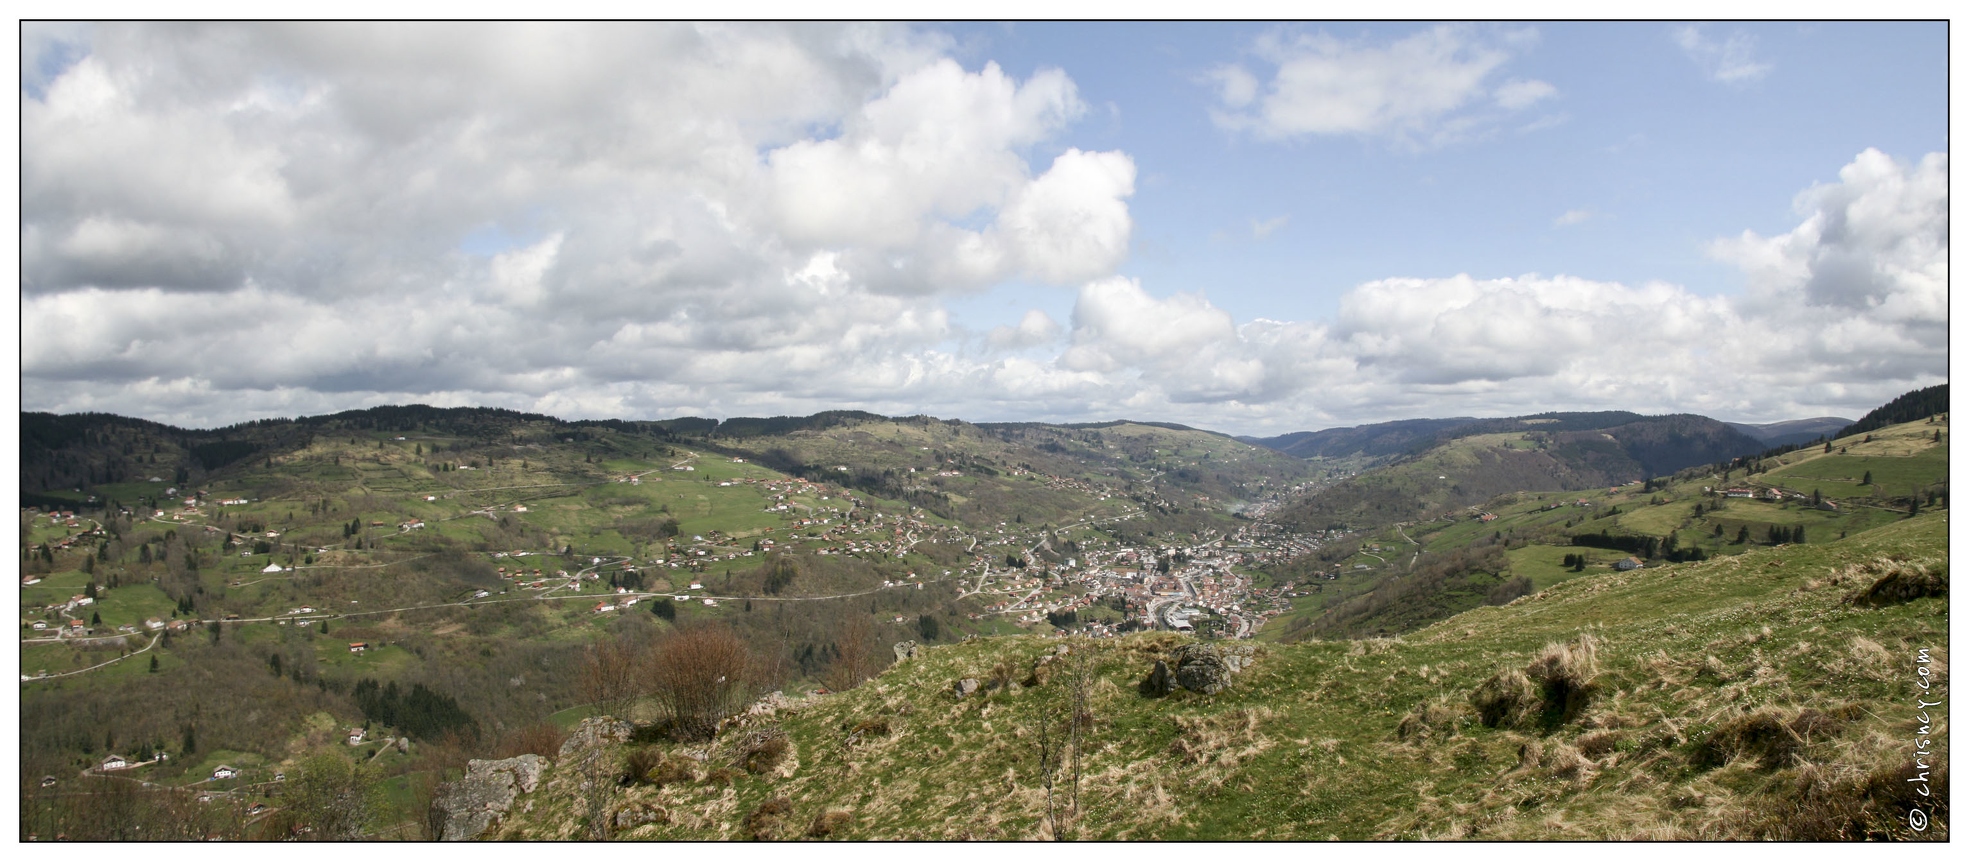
[1470,632,1600,730]
[1526,632,1600,725]
[1843,556,1948,607]
[1471,668,1541,728]
[1396,696,1470,744]
[741,795,793,840]
[1724,759,1951,840]
[804,807,853,838]
[1694,706,1848,771]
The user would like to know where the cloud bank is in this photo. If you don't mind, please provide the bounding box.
[19,24,1947,435]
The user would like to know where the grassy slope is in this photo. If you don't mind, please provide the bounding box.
[1255,417,1948,641]
[498,511,1948,840]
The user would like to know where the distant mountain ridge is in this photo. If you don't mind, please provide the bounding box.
[1724,417,1854,448]
[1242,410,1763,465]
[1269,412,1770,532]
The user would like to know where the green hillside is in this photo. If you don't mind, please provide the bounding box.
[1261,415,1947,642]
[480,511,1947,840]
[1273,414,1769,534]
[18,405,1335,837]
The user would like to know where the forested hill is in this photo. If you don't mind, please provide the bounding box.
[1270,413,1769,533]
[1239,411,1768,468]
[18,406,1316,534]
[1837,384,1948,440]
[1239,418,1477,460]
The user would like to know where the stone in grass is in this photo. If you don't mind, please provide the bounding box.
[1172,645,1234,696]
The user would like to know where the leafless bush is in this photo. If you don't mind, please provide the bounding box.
[580,635,648,720]
[825,615,883,693]
[646,624,756,741]
[493,722,568,759]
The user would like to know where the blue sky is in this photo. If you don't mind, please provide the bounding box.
[941,21,1947,326]
[17,22,1951,434]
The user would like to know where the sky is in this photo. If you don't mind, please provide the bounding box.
[15,21,1952,436]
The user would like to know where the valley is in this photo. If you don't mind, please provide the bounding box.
[16,392,1948,840]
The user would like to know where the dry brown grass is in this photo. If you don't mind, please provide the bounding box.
[1396,696,1471,744]
[1469,632,1603,731]
[1470,668,1540,729]
[1719,759,1950,840]
[1843,556,1948,607]
[741,795,793,840]
[804,807,853,838]
[1694,706,1848,771]
[728,727,790,775]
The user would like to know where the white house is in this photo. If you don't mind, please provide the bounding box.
[100,755,130,771]
[212,765,238,780]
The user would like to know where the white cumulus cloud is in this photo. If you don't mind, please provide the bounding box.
[1210,25,1557,147]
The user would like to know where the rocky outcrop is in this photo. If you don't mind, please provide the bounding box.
[432,754,546,841]
[893,640,919,662]
[1173,646,1233,695]
[558,716,633,758]
[1142,643,1259,697]
[953,678,981,697]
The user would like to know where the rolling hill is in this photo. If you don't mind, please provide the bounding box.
[465,510,1949,840]
[1261,407,1947,643]
[1269,413,1770,534]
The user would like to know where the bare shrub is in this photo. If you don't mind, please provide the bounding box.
[580,635,647,720]
[646,624,756,741]
[1486,575,1535,606]
[825,615,884,693]
[493,722,568,759]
